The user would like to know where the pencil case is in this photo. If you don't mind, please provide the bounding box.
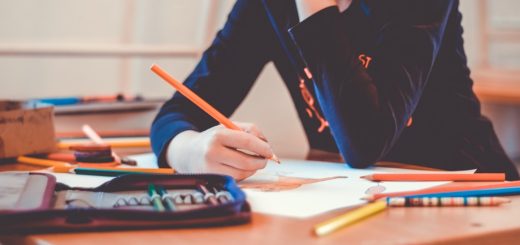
[0,172,250,233]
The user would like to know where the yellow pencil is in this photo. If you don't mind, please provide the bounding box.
[17,156,73,173]
[313,201,387,237]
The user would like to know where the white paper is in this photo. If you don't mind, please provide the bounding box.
[48,153,476,218]
[52,173,113,188]
[49,153,159,188]
[241,159,475,218]
[125,153,158,168]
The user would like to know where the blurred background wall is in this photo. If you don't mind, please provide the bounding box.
[0,0,519,162]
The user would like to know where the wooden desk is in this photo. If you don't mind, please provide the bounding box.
[1,160,520,244]
[23,197,520,245]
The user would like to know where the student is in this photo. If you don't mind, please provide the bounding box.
[151,0,520,180]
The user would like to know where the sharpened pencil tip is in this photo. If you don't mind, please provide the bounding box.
[271,154,281,164]
[360,175,373,180]
[360,195,374,201]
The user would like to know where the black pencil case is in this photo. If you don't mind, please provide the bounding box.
[0,172,250,233]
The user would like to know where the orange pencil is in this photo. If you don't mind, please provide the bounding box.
[56,139,151,150]
[151,64,280,163]
[360,173,505,182]
[363,180,520,201]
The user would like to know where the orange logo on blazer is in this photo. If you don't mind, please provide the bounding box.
[358,54,373,69]
[406,117,413,127]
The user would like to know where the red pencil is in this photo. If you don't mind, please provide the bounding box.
[360,173,505,182]
[363,180,520,201]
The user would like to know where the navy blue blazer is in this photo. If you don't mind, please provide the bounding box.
[151,0,519,180]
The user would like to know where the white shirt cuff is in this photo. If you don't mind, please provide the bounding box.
[294,0,337,22]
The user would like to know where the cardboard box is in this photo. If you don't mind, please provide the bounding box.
[0,101,56,158]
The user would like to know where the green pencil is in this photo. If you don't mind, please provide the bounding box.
[73,168,172,177]
[148,184,165,212]
[156,185,176,211]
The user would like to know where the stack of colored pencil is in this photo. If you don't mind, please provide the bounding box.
[363,180,520,201]
[360,172,520,201]
[17,156,174,176]
[314,172,518,237]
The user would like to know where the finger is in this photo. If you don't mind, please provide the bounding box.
[217,129,273,159]
[218,146,268,171]
[207,161,256,181]
[234,122,268,142]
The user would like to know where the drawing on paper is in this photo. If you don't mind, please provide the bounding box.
[365,183,387,195]
[239,175,348,192]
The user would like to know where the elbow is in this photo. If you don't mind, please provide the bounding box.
[343,150,380,169]
[338,135,389,169]
[329,110,396,169]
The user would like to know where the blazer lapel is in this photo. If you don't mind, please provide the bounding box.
[261,0,307,78]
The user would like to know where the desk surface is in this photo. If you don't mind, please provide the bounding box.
[1,162,520,245]
[29,196,520,245]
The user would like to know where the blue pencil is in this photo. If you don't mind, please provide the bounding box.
[36,97,82,106]
[404,186,520,198]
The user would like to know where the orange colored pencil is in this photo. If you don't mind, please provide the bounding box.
[363,180,520,201]
[150,64,280,163]
[360,173,505,182]
[56,139,150,150]
[17,156,74,173]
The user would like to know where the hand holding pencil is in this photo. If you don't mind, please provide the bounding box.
[151,64,280,181]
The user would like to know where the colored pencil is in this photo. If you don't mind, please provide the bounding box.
[312,195,504,237]
[360,173,505,182]
[156,186,177,211]
[57,139,151,150]
[17,156,73,173]
[385,196,511,207]
[102,140,151,148]
[82,124,105,143]
[37,94,139,106]
[363,180,520,201]
[150,64,280,164]
[198,184,219,205]
[47,152,142,167]
[313,201,387,237]
[56,129,149,139]
[148,184,166,212]
[403,186,520,199]
[81,124,137,166]
[73,167,174,177]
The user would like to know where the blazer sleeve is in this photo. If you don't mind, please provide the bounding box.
[151,0,275,166]
[288,0,455,168]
